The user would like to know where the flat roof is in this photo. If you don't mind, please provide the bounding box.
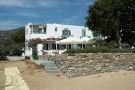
[29,23,46,27]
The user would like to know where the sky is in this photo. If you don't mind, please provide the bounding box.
[0,0,95,30]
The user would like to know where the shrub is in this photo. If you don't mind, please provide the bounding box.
[65,46,134,53]
[98,46,110,53]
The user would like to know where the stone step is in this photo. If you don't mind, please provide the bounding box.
[30,60,61,75]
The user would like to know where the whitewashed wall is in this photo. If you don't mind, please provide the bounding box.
[25,23,94,57]
[25,23,93,40]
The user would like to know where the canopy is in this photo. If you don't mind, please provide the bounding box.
[81,37,96,44]
[56,37,85,44]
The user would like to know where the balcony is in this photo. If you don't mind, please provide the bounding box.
[32,31,46,34]
[30,33,48,40]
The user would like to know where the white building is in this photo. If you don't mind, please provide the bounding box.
[25,23,93,57]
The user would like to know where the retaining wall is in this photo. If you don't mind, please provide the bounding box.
[39,53,135,78]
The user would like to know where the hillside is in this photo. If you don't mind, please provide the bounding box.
[0,27,25,54]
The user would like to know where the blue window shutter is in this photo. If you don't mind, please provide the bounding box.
[82,30,86,37]
[84,30,86,36]
[69,30,71,36]
[62,30,64,37]
[82,30,83,36]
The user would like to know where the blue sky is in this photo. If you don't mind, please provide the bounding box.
[0,0,95,30]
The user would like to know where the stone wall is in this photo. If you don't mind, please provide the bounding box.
[39,53,135,78]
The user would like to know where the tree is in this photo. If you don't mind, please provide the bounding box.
[11,28,25,50]
[0,38,14,55]
[85,0,135,49]
[28,38,43,59]
[11,28,25,44]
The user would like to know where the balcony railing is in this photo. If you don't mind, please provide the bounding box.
[32,32,46,34]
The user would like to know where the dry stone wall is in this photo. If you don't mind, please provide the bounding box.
[40,53,135,78]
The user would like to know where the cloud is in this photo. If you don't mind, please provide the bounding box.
[38,0,57,7]
[62,16,78,25]
[0,20,20,26]
[0,0,60,8]
[38,0,72,8]
[0,0,32,7]
[17,12,40,17]
[0,0,95,8]
[0,20,22,30]
[0,0,67,8]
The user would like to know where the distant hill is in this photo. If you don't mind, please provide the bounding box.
[0,29,17,39]
[0,26,25,39]
[0,26,25,54]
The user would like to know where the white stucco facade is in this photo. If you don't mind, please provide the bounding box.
[25,23,93,57]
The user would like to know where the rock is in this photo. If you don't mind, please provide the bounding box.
[45,53,135,78]
[133,60,135,65]
[100,69,107,73]
[95,63,101,71]
[103,59,110,63]
[85,61,89,64]
[112,69,120,72]
[129,66,133,70]
[102,63,110,67]
[67,56,74,60]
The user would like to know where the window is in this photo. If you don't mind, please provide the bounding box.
[55,27,58,31]
[52,43,56,49]
[62,29,71,37]
[43,27,46,34]
[38,28,42,33]
[82,29,86,37]
[43,43,48,50]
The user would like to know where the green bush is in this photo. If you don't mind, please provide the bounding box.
[132,49,135,53]
[65,46,134,53]
[110,49,133,53]
[32,52,38,59]
[98,46,110,53]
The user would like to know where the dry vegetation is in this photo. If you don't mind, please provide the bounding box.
[23,59,46,75]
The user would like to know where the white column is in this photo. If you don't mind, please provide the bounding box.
[82,44,83,49]
[66,45,67,50]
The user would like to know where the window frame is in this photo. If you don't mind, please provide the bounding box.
[62,29,71,37]
[55,27,58,32]
[82,29,86,37]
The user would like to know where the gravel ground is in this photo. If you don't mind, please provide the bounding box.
[6,56,24,61]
